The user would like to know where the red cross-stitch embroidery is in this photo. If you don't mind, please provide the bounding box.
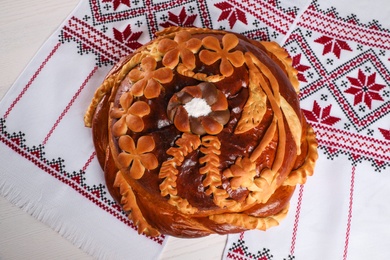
[159,7,197,28]
[215,1,248,29]
[345,69,386,109]
[291,53,311,82]
[113,24,143,50]
[314,35,352,58]
[302,101,341,126]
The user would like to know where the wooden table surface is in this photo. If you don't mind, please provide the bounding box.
[0,1,226,259]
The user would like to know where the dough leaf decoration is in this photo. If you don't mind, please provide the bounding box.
[280,96,302,155]
[234,60,267,134]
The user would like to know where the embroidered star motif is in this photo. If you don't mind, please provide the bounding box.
[160,7,197,28]
[215,2,248,29]
[345,69,386,109]
[113,25,143,50]
[302,101,341,126]
[291,53,310,82]
[314,36,352,59]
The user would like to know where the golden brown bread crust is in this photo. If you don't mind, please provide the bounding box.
[85,27,318,238]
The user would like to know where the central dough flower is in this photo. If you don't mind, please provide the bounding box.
[167,82,230,135]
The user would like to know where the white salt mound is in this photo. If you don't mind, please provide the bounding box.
[184,98,212,117]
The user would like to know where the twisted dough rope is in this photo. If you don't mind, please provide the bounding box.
[284,125,318,186]
[209,202,290,231]
[113,170,160,237]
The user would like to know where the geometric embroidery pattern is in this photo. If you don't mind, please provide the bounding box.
[226,234,295,260]
[282,2,390,174]
[227,236,274,260]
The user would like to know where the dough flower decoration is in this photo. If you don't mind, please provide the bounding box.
[167,82,230,135]
[117,135,158,179]
[157,31,202,70]
[199,33,245,77]
[223,157,258,191]
[128,56,173,99]
[110,92,151,136]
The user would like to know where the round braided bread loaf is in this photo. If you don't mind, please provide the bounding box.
[84,27,318,238]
